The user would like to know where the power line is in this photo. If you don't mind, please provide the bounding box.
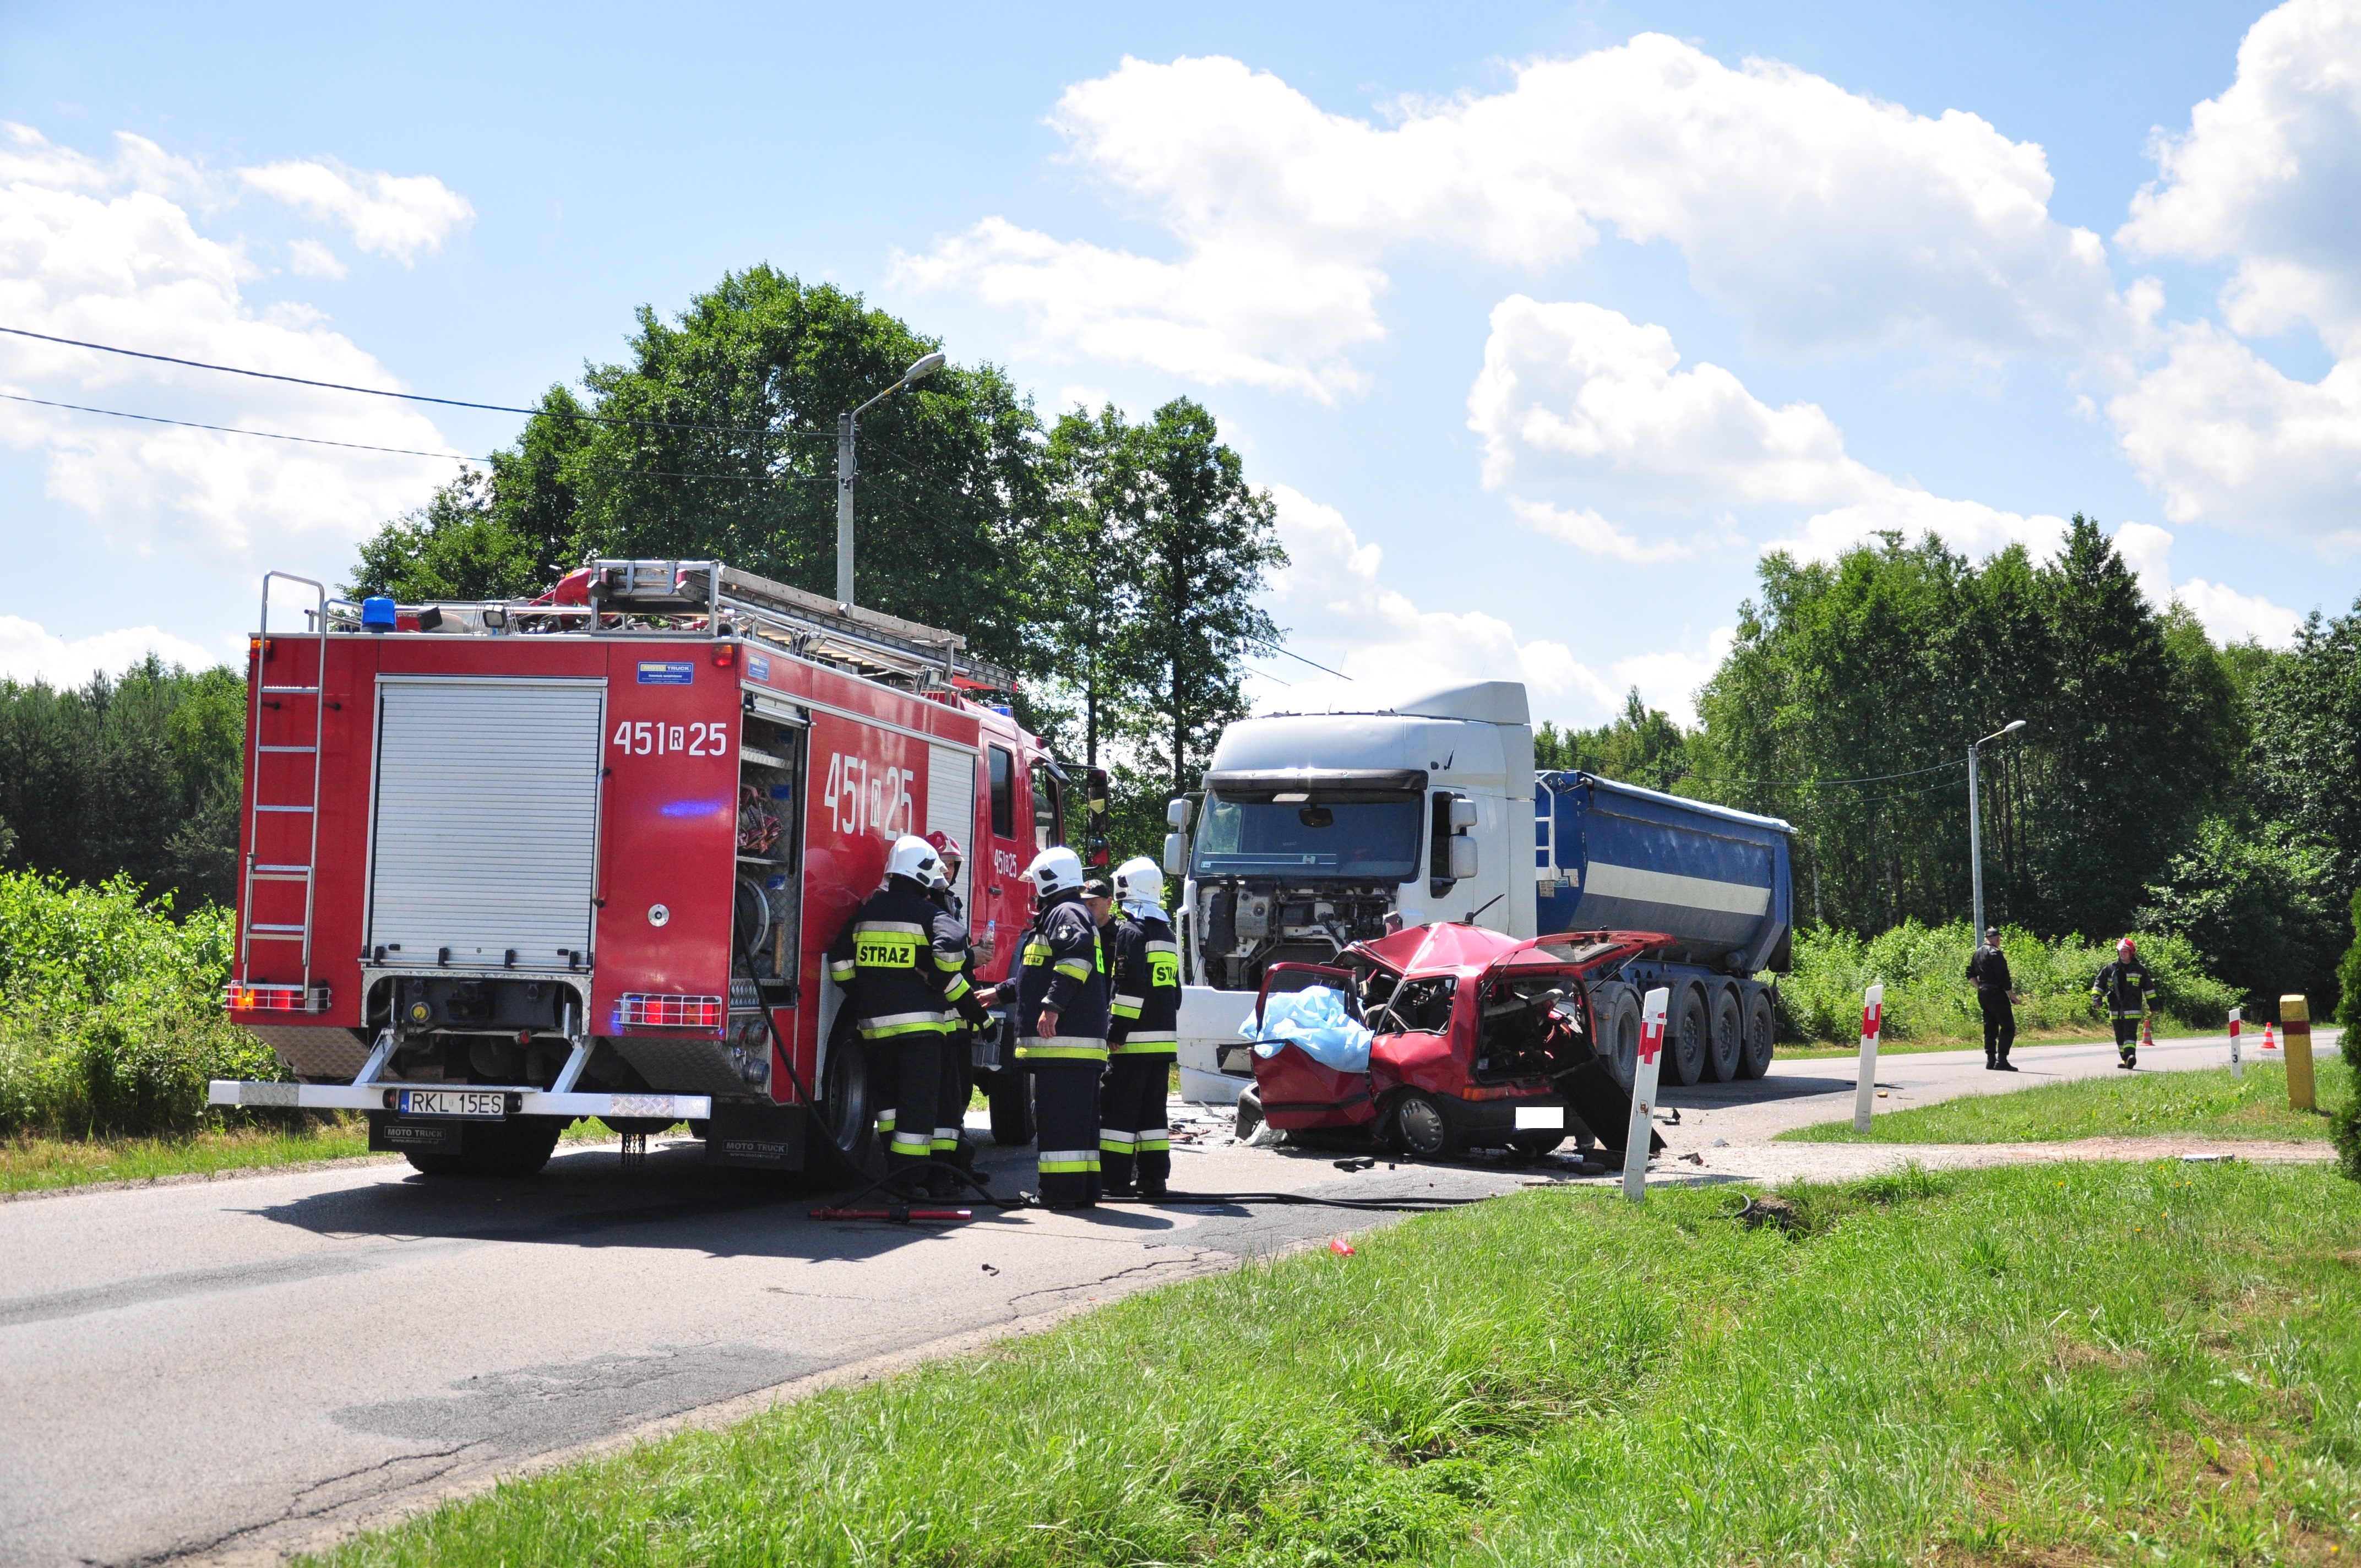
[0,324,834,439]
[0,390,478,461]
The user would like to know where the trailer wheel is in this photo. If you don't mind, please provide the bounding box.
[985,1069,1035,1146]
[1597,985,1642,1090]
[1737,987,1777,1079]
[1390,1091,1461,1159]
[1663,986,1709,1086]
[1704,984,1743,1082]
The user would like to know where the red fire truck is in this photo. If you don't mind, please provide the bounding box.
[208,560,1101,1179]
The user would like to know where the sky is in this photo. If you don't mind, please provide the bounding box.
[2,0,2358,729]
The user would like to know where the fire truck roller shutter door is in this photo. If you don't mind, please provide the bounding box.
[369,678,605,970]
[926,744,977,908]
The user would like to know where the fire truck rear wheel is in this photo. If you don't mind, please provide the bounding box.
[985,1069,1035,1146]
[405,1117,561,1178]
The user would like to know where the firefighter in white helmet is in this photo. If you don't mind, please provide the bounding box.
[825,834,973,1194]
[1101,855,1182,1199]
[1012,845,1109,1208]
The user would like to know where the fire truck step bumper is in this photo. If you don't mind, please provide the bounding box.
[207,1081,712,1121]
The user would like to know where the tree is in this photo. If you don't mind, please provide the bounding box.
[1534,688,1692,792]
[347,269,1048,687]
[1031,405,1150,769]
[2250,598,2361,891]
[2137,819,2343,1016]
[1109,399,1287,806]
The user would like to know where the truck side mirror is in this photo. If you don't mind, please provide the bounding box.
[1166,797,1192,829]
[1448,836,1478,881]
[1162,832,1187,876]
[1449,797,1478,832]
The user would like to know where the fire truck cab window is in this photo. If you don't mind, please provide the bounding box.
[988,745,1015,839]
[1030,760,1062,851]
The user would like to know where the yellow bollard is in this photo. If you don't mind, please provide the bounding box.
[2282,995,2316,1112]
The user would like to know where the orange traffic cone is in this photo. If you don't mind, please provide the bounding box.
[2141,1015,2155,1050]
[2262,1020,2278,1052]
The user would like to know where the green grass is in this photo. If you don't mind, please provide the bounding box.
[312,1160,2361,1566]
[0,1117,378,1194]
[1780,1058,2352,1146]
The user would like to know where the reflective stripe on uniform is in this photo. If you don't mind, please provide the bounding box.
[1136,1134,1171,1152]
[889,1131,933,1156]
[860,1011,954,1038]
[1015,1034,1108,1062]
[1120,1028,1177,1044]
[1143,940,1178,954]
[875,1110,896,1132]
[828,960,857,982]
[1111,1039,1177,1055]
[943,974,971,1003]
[932,1128,960,1151]
[1100,1128,1138,1149]
[1053,959,1091,981]
[934,949,967,971]
[1022,940,1052,965]
[1038,1149,1101,1173]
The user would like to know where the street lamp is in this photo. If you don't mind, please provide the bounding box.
[836,351,948,606]
[1969,718,2027,939]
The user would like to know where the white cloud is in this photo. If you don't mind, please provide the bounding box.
[2106,0,2361,543]
[1471,295,1881,506]
[2106,320,2361,546]
[2117,0,2361,357]
[2175,577,2306,647]
[1257,484,1619,721]
[285,238,347,279]
[0,124,466,557]
[901,41,2132,398]
[1508,498,1699,564]
[0,616,220,685]
[1764,489,2073,565]
[238,157,474,265]
[1603,631,1736,729]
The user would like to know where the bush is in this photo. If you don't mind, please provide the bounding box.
[2338,885,2361,1047]
[0,870,285,1136]
[1773,918,2240,1044]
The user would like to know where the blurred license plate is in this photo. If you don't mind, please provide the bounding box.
[396,1089,507,1119]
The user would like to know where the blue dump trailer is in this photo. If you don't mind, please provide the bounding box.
[1532,771,1796,1087]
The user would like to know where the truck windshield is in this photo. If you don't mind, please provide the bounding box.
[1192,792,1422,880]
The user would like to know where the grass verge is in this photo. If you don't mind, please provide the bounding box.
[0,1116,376,1194]
[1779,1058,2352,1145]
[313,1161,2361,1566]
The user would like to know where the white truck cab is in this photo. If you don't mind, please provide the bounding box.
[1166,682,1536,1102]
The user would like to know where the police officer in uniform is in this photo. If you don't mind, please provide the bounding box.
[1966,925,2018,1072]
[2092,937,2156,1069]
[1102,856,1183,1199]
[826,835,973,1194]
[1014,846,1109,1209]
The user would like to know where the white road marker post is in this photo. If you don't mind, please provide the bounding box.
[1623,987,1671,1202]
[1852,983,1885,1135]
[2228,1006,2243,1081]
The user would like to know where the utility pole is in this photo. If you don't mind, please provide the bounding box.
[833,352,946,608]
[1968,719,2027,937]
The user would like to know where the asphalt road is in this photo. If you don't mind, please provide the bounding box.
[0,1026,2329,1567]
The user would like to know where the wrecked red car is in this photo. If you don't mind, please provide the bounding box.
[1242,924,1673,1161]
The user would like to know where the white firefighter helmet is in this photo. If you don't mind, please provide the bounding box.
[1114,855,1165,909]
[886,833,942,886]
[1024,845,1085,898]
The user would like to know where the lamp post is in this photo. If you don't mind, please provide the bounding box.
[836,351,946,607]
[1968,719,2027,939]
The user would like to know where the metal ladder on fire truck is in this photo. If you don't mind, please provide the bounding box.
[235,571,330,1011]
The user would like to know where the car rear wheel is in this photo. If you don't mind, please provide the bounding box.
[1737,987,1777,1079]
[1663,986,1709,1086]
[1390,1091,1461,1159]
[1704,984,1743,1082]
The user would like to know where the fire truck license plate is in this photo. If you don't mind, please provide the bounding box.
[396,1090,507,1120]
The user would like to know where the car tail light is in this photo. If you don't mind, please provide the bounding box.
[621,993,725,1028]
[224,982,331,1014]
